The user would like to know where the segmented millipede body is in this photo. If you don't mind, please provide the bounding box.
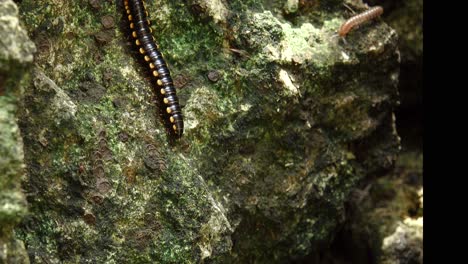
[124,0,184,139]
[338,6,384,37]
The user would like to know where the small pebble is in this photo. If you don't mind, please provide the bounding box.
[207,70,221,82]
[89,0,101,9]
[101,15,115,29]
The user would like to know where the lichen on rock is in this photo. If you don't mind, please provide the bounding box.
[0,0,36,263]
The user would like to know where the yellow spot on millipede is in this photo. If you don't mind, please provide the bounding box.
[132,31,137,38]
[160,89,166,94]
[163,98,169,104]
[153,71,159,77]
[130,23,135,29]
[135,39,140,45]
[167,107,172,114]
[128,15,132,21]
[170,116,175,123]
[139,48,145,54]
[173,125,177,131]
[144,55,150,61]
[157,79,163,86]
[126,9,131,14]
[149,63,155,69]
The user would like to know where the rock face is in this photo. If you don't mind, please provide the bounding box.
[11,0,399,262]
[381,217,423,264]
[318,1,422,263]
[0,0,36,263]
[367,0,423,149]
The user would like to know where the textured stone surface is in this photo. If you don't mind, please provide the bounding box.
[333,1,423,262]
[367,0,423,149]
[381,217,423,264]
[12,0,400,262]
[0,0,35,263]
[318,152,422,264]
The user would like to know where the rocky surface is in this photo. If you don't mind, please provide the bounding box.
[367,0,423,149]
[3,0,403,262]
[330,1,423,262]
[0,0,36,263]
[381,217,423,264]
[302,1,423,262]
[314,151,423,264]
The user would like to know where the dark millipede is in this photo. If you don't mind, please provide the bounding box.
[124,0,184,139]
[338,6,384,37]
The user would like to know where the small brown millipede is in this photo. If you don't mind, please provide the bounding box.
[338,6,384,37]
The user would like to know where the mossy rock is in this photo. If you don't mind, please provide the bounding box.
[9,0,400,262]
[1,0,35,263]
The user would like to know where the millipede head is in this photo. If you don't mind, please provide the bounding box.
[172,120,184,139]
